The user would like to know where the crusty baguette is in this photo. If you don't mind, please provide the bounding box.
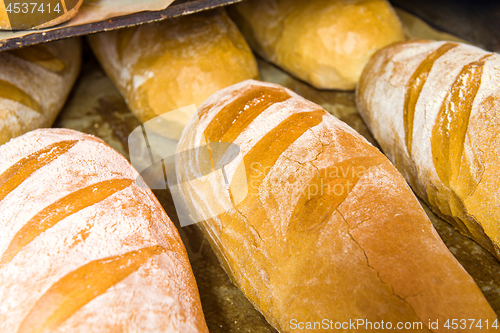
[356,40,500,261]
[88,9,259,135]
[228,0,404,90]
[175,80,496,332]
[0,0,85,30]
[0,128,209,333]
[0,38,81,145]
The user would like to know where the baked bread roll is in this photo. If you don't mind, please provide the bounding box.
[0,0,85,30]
[228,0,404,90]
[88,9,259,136]
[356,40,500,261]
[0,38,82,145]
[175,80,496,332]
[0,128,209,333]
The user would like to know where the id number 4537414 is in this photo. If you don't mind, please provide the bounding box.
[444,319,498,330]
[6,2,62,14]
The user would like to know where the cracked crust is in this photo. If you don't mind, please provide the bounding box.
[356,40,500,261]
[177,80,496,332]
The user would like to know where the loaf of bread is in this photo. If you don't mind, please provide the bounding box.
[0,0,85,30]
[88,9,259,137]
[0,128,209,333]
[0,38,81,145]
[175,80,496,332]
[228,0,404,90]
[356,40,500,261]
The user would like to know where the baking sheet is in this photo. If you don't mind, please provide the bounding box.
[0,0,245,51]
[0,0,175,38]
[54,8,500,332]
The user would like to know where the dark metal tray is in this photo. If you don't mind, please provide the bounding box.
[0,0,245,52]
[390,0,500,52]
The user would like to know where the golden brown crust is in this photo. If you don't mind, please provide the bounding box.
[228,0,404,90]
[0,39,82,145]
[356,40,500,260]
[177,80,496,332]
[0,128,209,333]
[88,9,259,128]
